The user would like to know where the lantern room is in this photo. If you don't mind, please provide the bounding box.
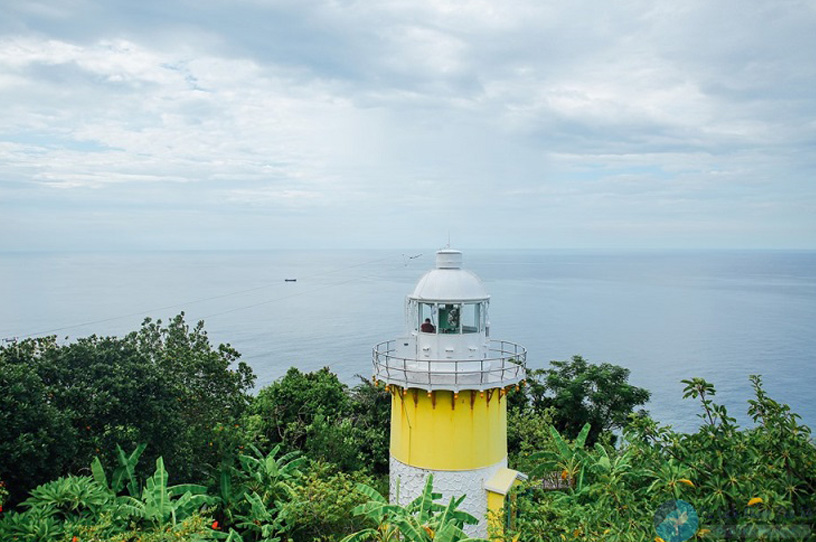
[373,249,525,392]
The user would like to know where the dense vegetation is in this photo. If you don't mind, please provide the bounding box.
[507,375,816,541]
[1,315,813,541]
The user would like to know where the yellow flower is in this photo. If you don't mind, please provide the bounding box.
[748,497,763,506]
[656,537,666,542]
[678,478,695,487]
[698,528,711,536]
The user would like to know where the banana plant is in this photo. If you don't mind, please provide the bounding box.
[529,422,591,494]
[212,444,305,541]
[342,475,487,542]
[233,490,286,542]
[587,442,639,511]
[118,457,213,528]
[90,443,146,497]
[237,444,305,506]
[113,443,147,496]
[212,465,243,527]
[341,482,402,542]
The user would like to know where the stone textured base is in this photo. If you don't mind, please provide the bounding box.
[389,456,507,538]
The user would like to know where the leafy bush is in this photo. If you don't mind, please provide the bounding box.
[0,313,255,503]
[503,375,816,542]
[282,462,381,542]
[0,450,217,542]
[246,369,389,474]
[249,367,352,451]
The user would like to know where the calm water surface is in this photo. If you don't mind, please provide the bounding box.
[1,249,814,434]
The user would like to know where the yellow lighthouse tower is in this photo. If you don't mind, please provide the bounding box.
[373,249,526,537]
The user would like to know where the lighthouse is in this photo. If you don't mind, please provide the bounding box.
[372,249,527,537]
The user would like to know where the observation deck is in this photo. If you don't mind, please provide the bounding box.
[372,338,526,392]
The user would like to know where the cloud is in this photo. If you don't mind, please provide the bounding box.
[1,0,815,249]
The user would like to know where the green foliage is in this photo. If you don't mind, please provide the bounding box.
[114,443,147,496]
[504,375,816,542]
[126,313,256,482]
[0,313,255,503]
[119,457,213,529]
[343,475,488,542]
[506,396,555,473]
[4,311,815,542]
[0,506,66,542]
[22,475,112,520]
[529,423,592,493]
[250,367,352,450]
[233,490,286,542]
[520,355,651,446]
[247,369,390,474]
[0,451,218,542]
[73,513,218,542]
[236,444,304,505]
[282,462,382,542]
[0,338,77,504]
[218,444,305,542]
[348,377,392,475]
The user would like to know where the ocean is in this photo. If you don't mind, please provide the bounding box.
[2,249,814,434]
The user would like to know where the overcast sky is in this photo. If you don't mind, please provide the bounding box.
[1,0,815,251]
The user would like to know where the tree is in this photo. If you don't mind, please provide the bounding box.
[348,376,391,475]
[0,313,255,502]
[248,367,353,452]
[246,369,391,473]
[0,338,77,504]
[522,355,650,446]
[125,313,256,482]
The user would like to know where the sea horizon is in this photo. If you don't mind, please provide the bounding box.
[2,247,814,434]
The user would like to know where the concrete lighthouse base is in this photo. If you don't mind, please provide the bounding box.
[389,455,507,538]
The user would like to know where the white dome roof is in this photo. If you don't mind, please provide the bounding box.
[409,250,489,301]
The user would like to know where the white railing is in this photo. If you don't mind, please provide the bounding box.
[372,339,526,392]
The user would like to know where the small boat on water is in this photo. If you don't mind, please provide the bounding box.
[285,278,297,282]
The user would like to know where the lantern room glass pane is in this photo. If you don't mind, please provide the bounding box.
[419,302,436,333]
[462,303,481,334]
[438,303,461,334]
